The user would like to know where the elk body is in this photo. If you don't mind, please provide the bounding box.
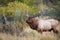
[26,17,59,33]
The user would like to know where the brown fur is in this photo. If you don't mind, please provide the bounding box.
[26,17,59,34]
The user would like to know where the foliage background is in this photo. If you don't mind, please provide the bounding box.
[0,0,60,40]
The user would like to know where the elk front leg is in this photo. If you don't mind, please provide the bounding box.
[37,29,43,33]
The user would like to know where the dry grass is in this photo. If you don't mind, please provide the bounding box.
[0,28,58,40]
[0,22,60,40]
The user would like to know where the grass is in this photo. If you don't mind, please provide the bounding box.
[0,29,58,40]
[0,22,60,40]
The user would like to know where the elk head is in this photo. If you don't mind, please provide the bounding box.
[26,16,39,30]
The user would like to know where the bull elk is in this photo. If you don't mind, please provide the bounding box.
[26,16,59,34]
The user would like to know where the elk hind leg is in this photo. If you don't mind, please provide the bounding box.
[53,27,58,34]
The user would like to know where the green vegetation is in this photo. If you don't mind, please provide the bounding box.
[0,0,60,40]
